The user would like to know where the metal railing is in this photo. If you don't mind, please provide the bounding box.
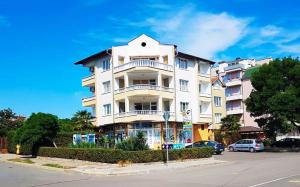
[114,84,174,94]
[114,60,174,73]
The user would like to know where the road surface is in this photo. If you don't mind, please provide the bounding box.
[1,152,300,187]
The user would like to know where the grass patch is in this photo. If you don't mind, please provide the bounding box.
[43,163,74,169]
[8,158,34,164]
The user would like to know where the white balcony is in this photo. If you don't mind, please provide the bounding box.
[225,79,242,87]
[226,94,243,101]
[115,84,174,94]
[224,64,246,72]
[114,60,174,73]
[114,110,175,123]
[82,96,96,107]
[82,74,95,87]
[226,107,243,115]
[199,92,211,98]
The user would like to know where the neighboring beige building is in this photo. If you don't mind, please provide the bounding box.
[211,77,226,132]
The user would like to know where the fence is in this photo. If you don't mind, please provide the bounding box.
[0,137,8,153]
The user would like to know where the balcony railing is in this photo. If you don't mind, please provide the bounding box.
[115,110,175,118]
[226,106,242,111]
[115,84,174,94]
[199,92,211,97]
[82,96,96,102]
[114,60,174,73]
[82,74,95,82]
[200,113,212,118]
[224,64,246,71]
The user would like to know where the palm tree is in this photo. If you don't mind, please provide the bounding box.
[71,110,93,131]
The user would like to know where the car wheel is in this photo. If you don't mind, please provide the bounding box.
[229,146,234,152]
[216,151,222,155]
[249,147,255,153]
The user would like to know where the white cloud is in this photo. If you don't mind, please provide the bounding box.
[260,25,281,37]
[109,5,250,59]
[0,15,10,27]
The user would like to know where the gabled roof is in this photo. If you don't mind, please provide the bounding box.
[74,49,111,65]
[177,52,215,64]
[211,76,225,87]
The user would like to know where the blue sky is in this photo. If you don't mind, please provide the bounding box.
[0,0,299,118]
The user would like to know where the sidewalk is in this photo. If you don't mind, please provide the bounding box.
[0,153,226,176]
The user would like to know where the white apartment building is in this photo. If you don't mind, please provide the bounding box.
[75,34,215,149]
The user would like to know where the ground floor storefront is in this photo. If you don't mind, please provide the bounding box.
[99,122,213,149]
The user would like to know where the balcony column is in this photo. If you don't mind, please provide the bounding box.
[157,72,162,87]
[125,96,130,112]
[158,96,163,112]
[125,72,129,87]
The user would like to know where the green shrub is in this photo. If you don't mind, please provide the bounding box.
[115,131,149,151]
[68,142,97,148]
[53,132,73,147]
[38,147,214,163]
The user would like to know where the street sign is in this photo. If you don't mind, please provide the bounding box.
[163,111,170,121]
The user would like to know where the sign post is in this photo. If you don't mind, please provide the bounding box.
[163,111,170,164]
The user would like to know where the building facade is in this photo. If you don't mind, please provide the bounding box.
[75,34,215,149]
[211,77,226,132]
[214,57,272,137]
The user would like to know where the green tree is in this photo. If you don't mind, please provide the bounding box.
[71,110,94,131]
[245,57,300,140]
[19,113,59,156]
[220,115,241,143]
[58,118,76,132]
[0,108,23,136]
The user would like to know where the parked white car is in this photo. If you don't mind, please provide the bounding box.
[228,139,264,152]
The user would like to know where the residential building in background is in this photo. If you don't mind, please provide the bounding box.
[75,34,215,149]
[211,76,226,137]
[214,57,272,138]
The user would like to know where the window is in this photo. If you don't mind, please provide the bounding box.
[103,81,111,93]
[103,104,111,115]
[215,113,222,123]
[180,79,189,91]
[214,96,221,107]
[179,59,188,69]
[102,60,110,71]
[163,55,168,64]
[180,102,189,112]
[118,56,124,65]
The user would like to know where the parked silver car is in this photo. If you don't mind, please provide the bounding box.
[228,139,264,152]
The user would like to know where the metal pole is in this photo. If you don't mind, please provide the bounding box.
[166,119,169,164]
[191,109,193,148]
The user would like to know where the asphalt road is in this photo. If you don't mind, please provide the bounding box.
[1,152,300,187]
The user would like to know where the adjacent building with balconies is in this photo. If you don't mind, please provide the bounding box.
[75,34,215,149]
[214,57,272,138]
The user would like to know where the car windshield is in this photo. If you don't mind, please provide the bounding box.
[255,140,262,143]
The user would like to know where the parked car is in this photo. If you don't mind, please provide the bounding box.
[228,139,264,152]
[271,138,300,148]
[185,140,225,154]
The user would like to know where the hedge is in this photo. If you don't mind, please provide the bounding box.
[38,147,214,163]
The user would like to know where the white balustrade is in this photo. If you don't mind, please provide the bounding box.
[114,60,174,73]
